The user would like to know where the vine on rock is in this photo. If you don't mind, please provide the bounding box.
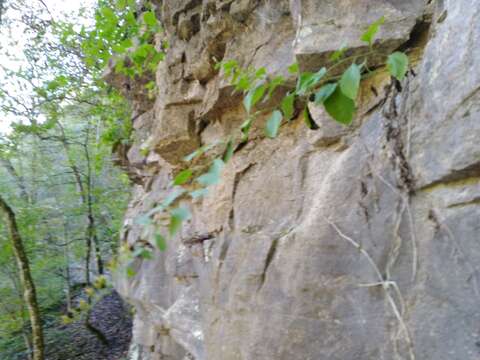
[117,16,410,276]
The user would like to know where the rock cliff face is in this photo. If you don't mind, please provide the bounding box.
[112,1,480,359]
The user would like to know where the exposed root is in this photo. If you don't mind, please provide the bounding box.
[324,216,415,360]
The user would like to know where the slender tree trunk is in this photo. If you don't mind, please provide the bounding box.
[62,220,73,311]
[83,123,104,275]
[85,222,92,285]
[57,121,105,283]
[0,195,45,360]
[93,232,104,274]
[22,331,34,360]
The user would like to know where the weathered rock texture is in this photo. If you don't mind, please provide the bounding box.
[112,0,480,359]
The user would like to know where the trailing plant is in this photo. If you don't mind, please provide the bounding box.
[121,17,410,275]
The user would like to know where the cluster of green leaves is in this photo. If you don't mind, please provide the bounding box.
[221,17,408,135]
[122,17,410,271]
[64,0,165,78]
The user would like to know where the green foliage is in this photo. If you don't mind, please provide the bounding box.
[339,63,361,100]
[296,68,326,96]
[169,206,191,236]
[324,86,356,124]
[125,16,411,266]
[314,83,337,104]
[173,169,193,186]
[265,110,283,138]
[223,139,235,163]
[361,16,385,46]
[244,84,267,114]
[387,52,409,81]
[155,233,167,252]
[281,93,295,120]
[196,159,225,186]
[80,0,164,77]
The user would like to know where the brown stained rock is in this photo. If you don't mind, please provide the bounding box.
[229,0,260,22]
[178,11,201,41]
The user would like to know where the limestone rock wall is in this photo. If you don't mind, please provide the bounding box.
[113,0,480,359]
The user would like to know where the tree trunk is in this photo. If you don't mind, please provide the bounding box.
[84,123,104,275]
[85,220,92,286]
[57,121,105,283]
[62,221,73,312]
[0,195,45,360]
[22,330,34,360]
[93,232,104,275]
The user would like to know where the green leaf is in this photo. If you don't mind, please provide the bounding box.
[120,38,133,49]
[47,81,59,91]
[267,76,285,99]
[244,84,266,113]
[288,63,299,74]
[125,11,136,26]
[134,43,154,58]
[223,139,235,163]
[126,267,136,278]
[196,163,217,186]
[184,140,221,162]
[240,117,253,141]
[169,206,191,236]
[314,83,337,104]
[361,16,385,46]
[255,67,267,79]
[303,107,319,130]
[190,188,209,199]
[55,75,68,86]
[387,52,409,81]
[339,63,361,100]
[151,51,165,65]
[324,86,356,125]
[221,59,238,76]
[116,0,127,9]
[173,169,193,185]
[296,68,327,96]
[144,189,186,219]
[143,11,157,27]
[155,233,167,251]
[330,43,347,62]
[162,188,186,208]
[101,7,117,25]
[265,110,283,139]
[196,159,225,186]
[133,248,153,259]
[211,158,225,174]
[281,93,295,120]
[235,75,250,91]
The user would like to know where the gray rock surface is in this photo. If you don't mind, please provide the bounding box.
[110,0,480,359]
